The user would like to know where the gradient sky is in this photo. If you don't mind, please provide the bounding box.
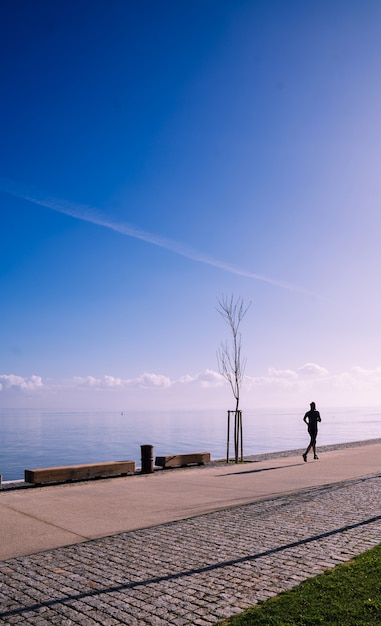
[2,0,381,411]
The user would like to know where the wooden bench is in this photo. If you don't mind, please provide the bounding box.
[155,452,211,469]
[24,460,136,485]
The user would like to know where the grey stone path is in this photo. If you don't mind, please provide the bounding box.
[0,473,380,625]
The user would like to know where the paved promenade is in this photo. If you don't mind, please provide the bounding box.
[0,440,380,625]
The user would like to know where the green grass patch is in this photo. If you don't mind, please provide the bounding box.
[218,543,381,625]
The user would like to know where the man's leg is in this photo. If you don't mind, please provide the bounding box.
[303,442,311,462]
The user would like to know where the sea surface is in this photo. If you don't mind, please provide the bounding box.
[1,407,380,481]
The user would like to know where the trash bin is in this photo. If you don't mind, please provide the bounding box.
[140,444,154,474]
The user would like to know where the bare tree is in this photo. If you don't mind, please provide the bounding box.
[217,295,251,462]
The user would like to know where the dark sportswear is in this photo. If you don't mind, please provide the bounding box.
[304,409,321,446]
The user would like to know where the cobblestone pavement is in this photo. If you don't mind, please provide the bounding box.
[0,473,380,625]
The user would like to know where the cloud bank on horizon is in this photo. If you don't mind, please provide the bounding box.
[0,178,315,296]
[2,364,381,409]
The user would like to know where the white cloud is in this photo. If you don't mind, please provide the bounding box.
[267,367,298,381]
[332,366,381,391]
[244,362,329,392]
[297,363,329,377]
[73,373,172,389]
[351,366,381,379]
[0,374,43,391]
[178,369,225,388]
[73,376,102,387]
[104,375,123,387]
[132,373,172,388]
[74,375,127,388]
[73,369,225,391]
[198,370,226,388]
[178,374,194,384]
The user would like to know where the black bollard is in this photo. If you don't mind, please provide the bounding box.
[140,444,154,474]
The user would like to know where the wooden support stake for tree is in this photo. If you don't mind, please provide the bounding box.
[226,410,230,463]
[227,409,243,463]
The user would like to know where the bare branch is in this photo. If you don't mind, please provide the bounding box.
[216,294,251,410]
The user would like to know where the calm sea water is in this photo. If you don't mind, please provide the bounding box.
[0,407,380,481]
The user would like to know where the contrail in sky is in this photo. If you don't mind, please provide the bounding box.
[1,178,314,295]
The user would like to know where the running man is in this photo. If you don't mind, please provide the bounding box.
[302,402,321,462]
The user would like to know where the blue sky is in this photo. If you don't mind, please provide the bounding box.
[1,0,381,410]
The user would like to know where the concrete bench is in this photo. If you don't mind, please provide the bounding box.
[155,452,211,469]
[24,460,136,485]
